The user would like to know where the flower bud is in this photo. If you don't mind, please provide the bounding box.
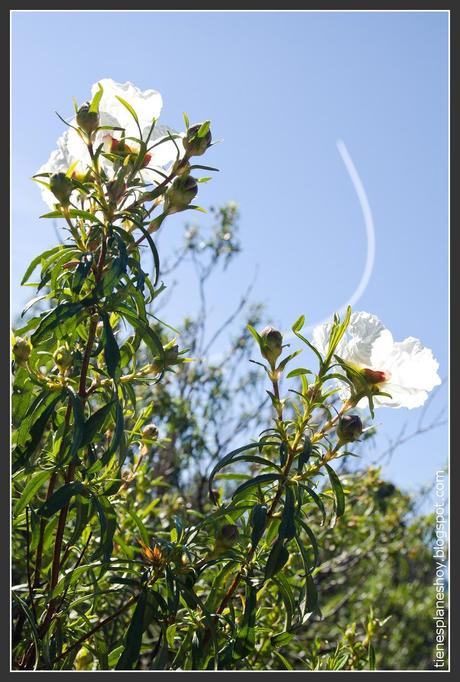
[260,326,283,366]
[376,482,395,499]
[103,134,133,158]
[165,175,198,213]
[216,524,239,549]
[337,415,363,443]
[53,345,73,371]
[12,336,31,365]
[165,344,179,365]
[362,368,390,385]
[183,123,212,157]
[49,172,74,206]
[76,102,100,135]
[142,423,159,441]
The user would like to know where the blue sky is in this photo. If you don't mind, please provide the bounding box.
[12,11,448,501]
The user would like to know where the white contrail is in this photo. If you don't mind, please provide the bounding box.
[207,139,376,363]
[285,138,376,338]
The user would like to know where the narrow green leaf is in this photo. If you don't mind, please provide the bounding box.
[15,470,51,516]
[38,481,87,518]
[89,83,104,113]
[265,538,289,580]
[232,473,281,500]
[250,504,268,546]
[279,487,296,540]
[208,441,280,501]
[92,495,117,563]
[81,400,116,447]
[325,463,346,518]
[292,315,305,333]
[234,583,257,657]
[115,593,146,670]
[101,313,121,381]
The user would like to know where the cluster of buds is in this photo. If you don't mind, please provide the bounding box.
[12,336,31,367]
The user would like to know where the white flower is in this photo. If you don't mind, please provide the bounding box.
[36,78,183,209]
[312,311,441,409]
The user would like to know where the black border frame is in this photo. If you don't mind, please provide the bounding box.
[3,1,456,679]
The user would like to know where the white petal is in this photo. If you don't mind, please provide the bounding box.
[92,78,163,139]
[313,311,388,366]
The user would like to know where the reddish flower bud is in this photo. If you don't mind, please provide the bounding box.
[362,368,390,385]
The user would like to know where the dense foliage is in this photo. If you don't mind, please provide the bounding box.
[11,82,443,671]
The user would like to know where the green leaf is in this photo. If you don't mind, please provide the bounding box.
[286,367,312,379]
[115,592,146,670]
[15,470,51,516]
[250,504,268,547]
[273,572,296,630]
[92,495,117,563]
[71,254,93,294]
[115,95,142,138]
[297,518,320,568]
[232,473,281,500]
[278,487,296,540]
[197,120,211,138]
[101,313,121,381]
[134,223,160,286]
[298,436,312,471]
[81,400,116,447]
[325,463,345,518]
[14,392,64,468]
[30,301,86,345]
[300,483,326,525]
[38,481,87,518]
[234,583,257,657]
[67,388,85,461]
[246,324,262,349]
[87,400,124,473]
[21,245,66,285]
[126,508,150,547]
[294,329,324,368]
[292,315,305,333]
[114,305,164,365]
[39,209,103,224]
[271,631,294,647]
[264,538,289,580]
[13,593,42,669]
[279,442,288,467]
[368,643,376,670]
[277,350,302,373]
[208,441,280,501]
[273,650,294,670]
[89,82,104,113]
